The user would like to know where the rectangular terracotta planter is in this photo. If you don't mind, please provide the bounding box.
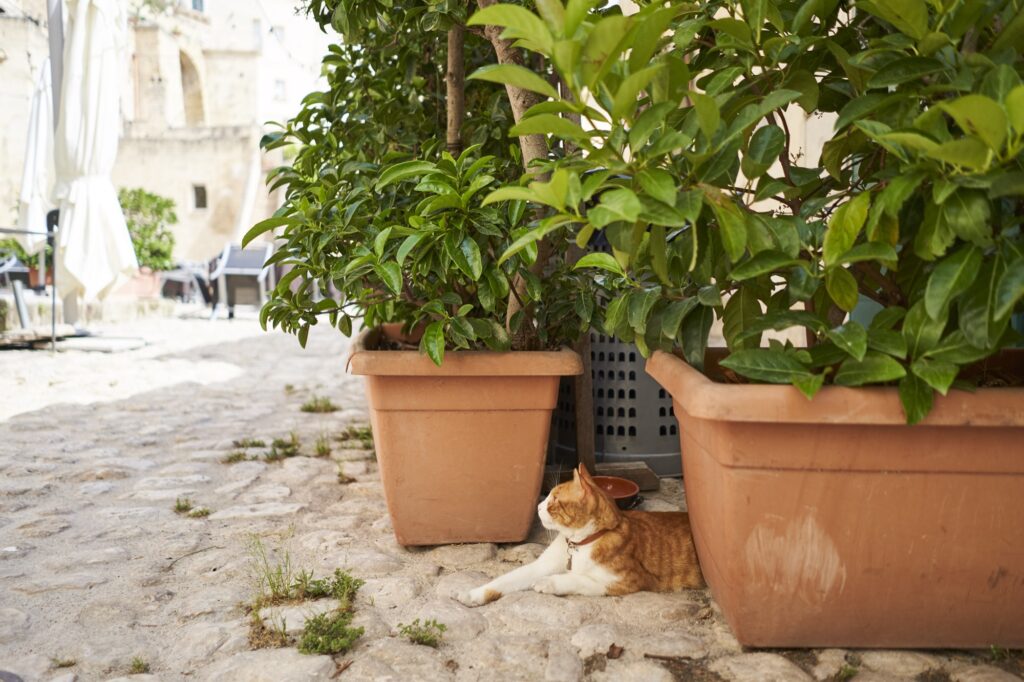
[646,349,1024,648]
[350,328,582,546]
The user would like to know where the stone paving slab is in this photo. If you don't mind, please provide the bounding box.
[0,319,1021,681]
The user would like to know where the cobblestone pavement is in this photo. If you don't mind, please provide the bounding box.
[0,318,1021,681]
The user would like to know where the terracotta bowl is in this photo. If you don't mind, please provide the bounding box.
[591,476,640,509]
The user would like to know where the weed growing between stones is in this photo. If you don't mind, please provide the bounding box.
[249,610,290,650]
[173,497,193,514]
[314,433,332,457]
[398,618,447,648]
[188,507,211,518]
[232,438,266,449]
[245,536,365,654]
[129,657,150,674]
[298,609,364,655]
[336,465,355,485]
[247,536,294,609]
[292,569,362,603]
[284,384,295,394]
[266,432,301,461]
[301,395,338,413]
[834,664,858,681]
[336,424,373,450]
[50,657,75,668]
[222,450,249,464]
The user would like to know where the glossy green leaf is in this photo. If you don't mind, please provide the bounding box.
[903,300,945,359]
[867,328,908,358]
[924,245,982,319]
[460,237,484,281]
[574,252,625,276]
[867,57,943,89]
[242,216,296,247]
[637,169,677,206]
[825,267,859,312]
[1006,86,1024,135]
[923,331,991,364]
[691,92,720,140]
[510,114,591,140]
[911,357,958,396]
[792,372,826,400]
[927,138,991,171]
[858,0,929,40]
[837,242,898,265]
[396,233,423,266]
[742,125,785,179]
[707,197,747,263]
[823,192,871,266]
[420,321,445,366]
[939,95,1008,153]
[662,298,698,340]
[994,257,1024,320]
[681,305,714,370]
[720,348,813,383]
[374,261,403,295]
[899,373,934,425]
[827,321,868,361]
[376,160,436,190]
[466,64,557,100]
[611,65,664,122]
[722,288,763,350]
[833,352,907,386]
[628,290,660,333]
[729,250,803,280]
[467,4,553,52]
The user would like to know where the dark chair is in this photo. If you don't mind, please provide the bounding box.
[209,243,274,319]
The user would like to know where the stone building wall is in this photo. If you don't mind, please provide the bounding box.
[0,0,330,262]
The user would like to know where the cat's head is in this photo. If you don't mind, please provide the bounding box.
[538,465,620,535]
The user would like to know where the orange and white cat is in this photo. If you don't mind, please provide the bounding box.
[457,465,703,606]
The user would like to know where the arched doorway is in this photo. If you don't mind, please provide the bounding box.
[179,51,204,126]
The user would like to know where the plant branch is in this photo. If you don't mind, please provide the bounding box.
[446,22,466,156]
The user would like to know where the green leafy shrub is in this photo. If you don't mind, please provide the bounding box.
[245,2,595,362]
[118,187,177,271]
[468,0,1024,423]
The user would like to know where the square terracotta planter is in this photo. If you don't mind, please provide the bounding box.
[646,349,1024,648]
[350,327,582,546]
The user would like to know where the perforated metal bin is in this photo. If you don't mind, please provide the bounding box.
[549,331,682,477]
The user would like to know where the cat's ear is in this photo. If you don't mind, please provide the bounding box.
[575,465,592,497]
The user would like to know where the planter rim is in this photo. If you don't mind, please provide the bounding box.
[349,327,583,377]
[647,349,1024,427]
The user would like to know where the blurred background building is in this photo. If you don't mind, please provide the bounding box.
[0,0,332,261]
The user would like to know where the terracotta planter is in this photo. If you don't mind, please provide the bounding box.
[646,349,1024,648]
[115,267,162,298]
[28,267,53,287]
[349,327,582,546]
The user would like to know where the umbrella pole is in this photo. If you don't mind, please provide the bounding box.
[47,0,63,118]
[47,0,67,343]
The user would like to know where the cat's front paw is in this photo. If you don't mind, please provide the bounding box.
[456,587,501,607]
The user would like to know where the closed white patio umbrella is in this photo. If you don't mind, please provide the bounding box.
[53,0,137,302]
[16,58,55,257]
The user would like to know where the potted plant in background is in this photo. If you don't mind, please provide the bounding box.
[470,0,1024,647]
[245,1,594,545]
[118,187,177,298]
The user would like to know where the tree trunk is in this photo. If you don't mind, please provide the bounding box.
[446,23,465,156]
[476,0,549,170]
[476,0,552,345]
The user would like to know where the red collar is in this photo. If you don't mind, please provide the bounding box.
[567,529,609,549]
